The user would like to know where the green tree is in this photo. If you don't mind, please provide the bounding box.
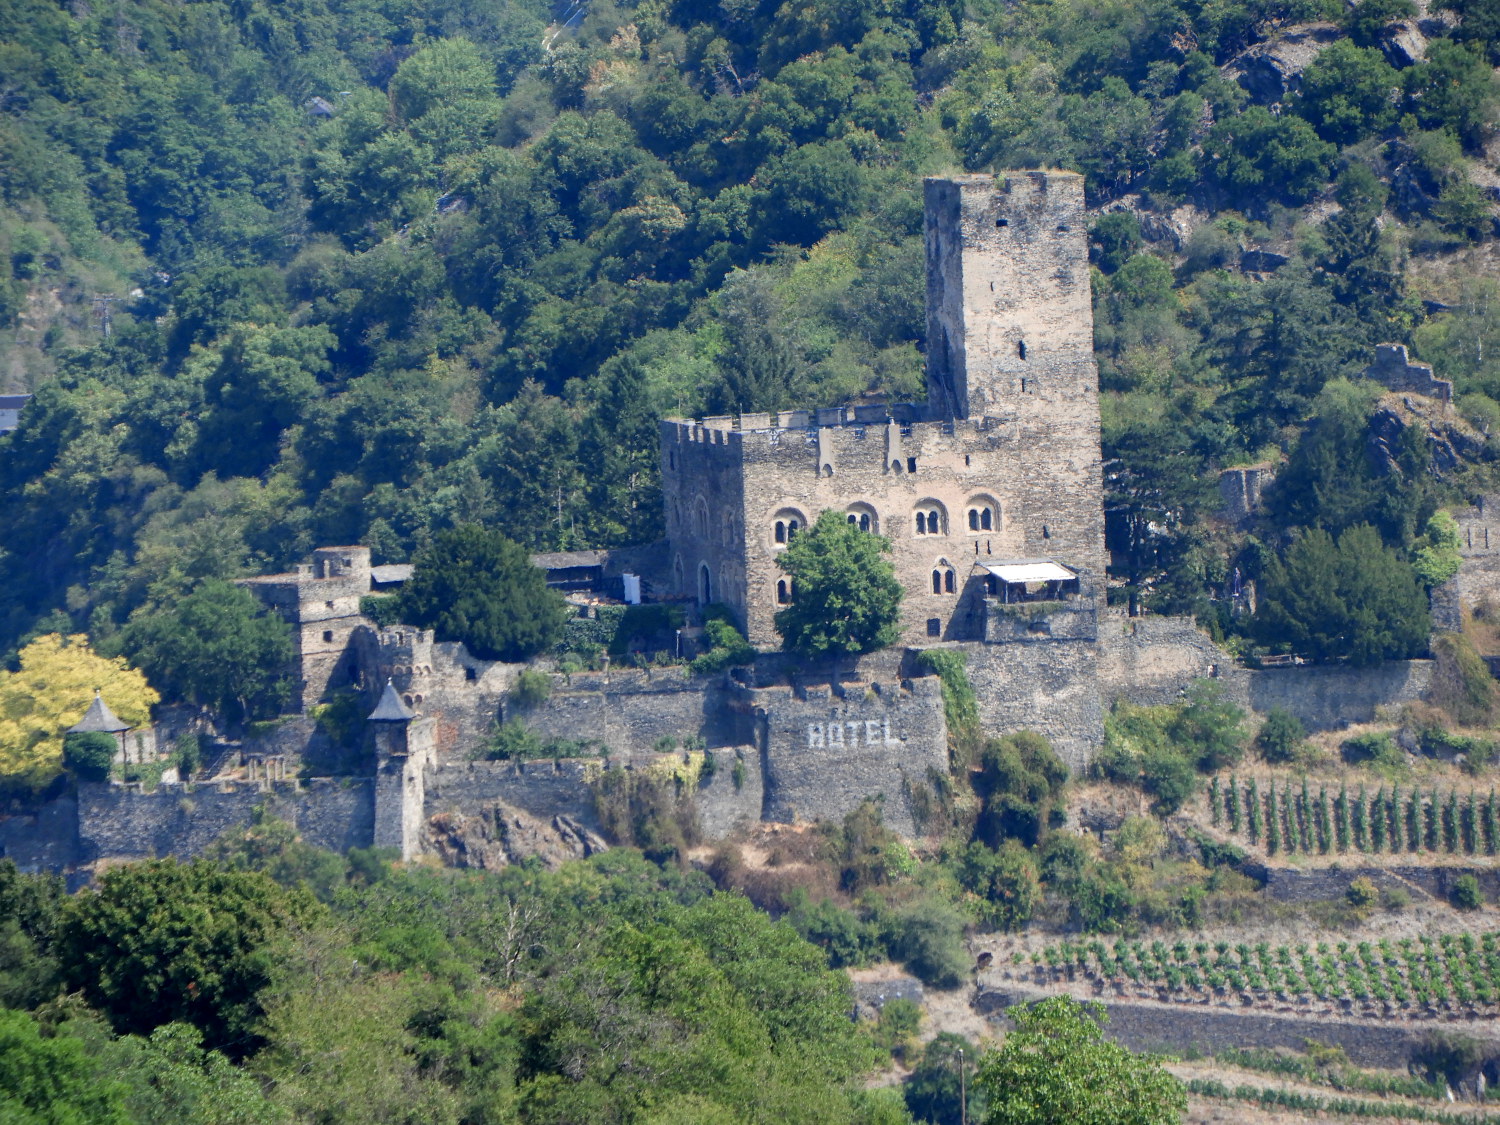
[0,1009,130,1125]
[1296,41,1400,145]
[1256,524,1431,665]
[120,580,294,721]
[975,996,1186,1125]
[398,525,568,662]
[972,732,1069,849]
[56,859,319,1053]
[775,510,902,659]
[1201,107,1336,205]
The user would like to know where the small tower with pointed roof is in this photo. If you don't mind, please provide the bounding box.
[66,690,133,767]
[368,679,435,861]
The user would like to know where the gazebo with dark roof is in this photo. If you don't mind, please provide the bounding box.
[67,690,131,735]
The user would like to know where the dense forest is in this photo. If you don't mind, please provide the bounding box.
[3,0,1500,665]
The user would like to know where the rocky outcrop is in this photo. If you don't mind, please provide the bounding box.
[424,805,609,869]
[1368,392,1485,477]
[1222,22,1342,103]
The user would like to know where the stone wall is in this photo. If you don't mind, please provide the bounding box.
[1098,614,1234,708]
[0,798,82,877]
[1245,661,1432,730]
[753,676,949,836]
[976,987,1441,1070]
[1363,343,1453,404]
[423,759,601,828]
[697,747,764,838]
[506,669,747,758]
[77,778,375,863]
[961,641,1105,772]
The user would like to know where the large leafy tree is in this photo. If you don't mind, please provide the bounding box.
[0,634,159,790]
[119,580,294,721]
[774,510,902,659]
[976,996,1186,1125]
[397,525,567,662]
[56,859,319,1054]
[1255,523,1431,665]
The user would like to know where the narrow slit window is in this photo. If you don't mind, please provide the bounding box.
[907,456,917,474]
[945,570,955,593]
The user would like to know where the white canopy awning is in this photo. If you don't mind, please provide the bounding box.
[975,560,1078,584]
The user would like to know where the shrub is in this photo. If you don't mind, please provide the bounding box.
[690,614,755,675]
[1256,709,1306,764]
[62,732,117,783]
[509,668,552,708]
[1341,731,1405,773]
[1451,873,1483,911]
[1346,877,1378,908]
[884,898,970,989]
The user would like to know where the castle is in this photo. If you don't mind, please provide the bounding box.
[0,173,1448,877]
[661,172,1105,647]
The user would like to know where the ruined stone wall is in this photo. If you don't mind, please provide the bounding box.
[1363,343,1453,403]
[1245,661,1432,730]
[77,778,375,863]
[1099,614,1237,708]
[355,627,515,759]
[697,747,764,838]
[754,676,948,836]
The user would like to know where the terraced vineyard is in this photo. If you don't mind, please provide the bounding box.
[1208,776,1500,857]
[1002,932,1500,1019]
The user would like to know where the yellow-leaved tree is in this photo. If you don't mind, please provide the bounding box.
[0,634,159,789]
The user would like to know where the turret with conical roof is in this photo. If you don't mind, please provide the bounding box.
[368,678,416,722]
[67,690,130,735]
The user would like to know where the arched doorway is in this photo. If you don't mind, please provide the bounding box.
[699,563,712,606]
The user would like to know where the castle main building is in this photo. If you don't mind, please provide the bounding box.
[660,171,1107,646]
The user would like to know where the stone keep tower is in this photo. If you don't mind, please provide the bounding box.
[659,171,1106,647]
[924,171,1097,423]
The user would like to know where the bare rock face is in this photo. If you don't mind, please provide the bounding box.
[1368,393,1487,478]
[1381,18,1431,67]
[424,805,609,869]
[1221,22,1342,103]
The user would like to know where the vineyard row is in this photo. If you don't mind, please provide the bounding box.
[1010,931,1500,1009]
[1208,776,1500,857]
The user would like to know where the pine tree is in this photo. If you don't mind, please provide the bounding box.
[1424,789,1440,852]
[1319,787,1333,854]
[1209,776,1222,826]
[1267,781,1282,854]
[1485,792,1499,856]
[1444,790,1460,853]
[1337,783,1352,852]
[1228,776,1242,832]
[1461,792,1477,854]
[1369,787,1385,852]
[1248,778,1262,843]
[1352,784,1368,851]
[1299,779,1313,852]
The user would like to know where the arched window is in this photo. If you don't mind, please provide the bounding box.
[932,559,956,595]
[945,569,955,593]
[698,564,712,605]
[772,507,807,548]
[914,502,946,536]
[931,570,943,594]
[693,497,709,539]
[777,579,791,605]
[846,503,877,533]
[966,496,1000,535]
